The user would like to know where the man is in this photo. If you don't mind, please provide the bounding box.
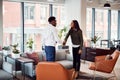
[42,16,61,61]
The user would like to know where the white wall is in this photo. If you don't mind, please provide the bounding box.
[64,0,81,23]
[64,0,87,54]
[64,0,86,37]
[0,0,3,47]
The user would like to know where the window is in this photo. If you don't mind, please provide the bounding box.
[95,11,97,23]
[40,4,49,25]
[53,4,66,29]
[3,1,22,50]
[111,10,118,40]
[100,12,103,23]
[95,9,108,39]
[95,9,108,47]
[24,3,50,52]
[60,6,65,25]
[24,3,35,20]
[86,8,92,39]
[3,2,66,52]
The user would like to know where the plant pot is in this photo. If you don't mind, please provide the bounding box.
[27,48,33,52]
[3,50,10,55]
[92,43,96,48]
[12,53,20,58]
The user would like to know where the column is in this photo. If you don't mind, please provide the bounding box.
[0,0,3,46]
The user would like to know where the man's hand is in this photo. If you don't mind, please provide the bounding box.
[78,49,82,54]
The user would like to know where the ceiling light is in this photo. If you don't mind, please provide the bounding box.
[104,3,111,8]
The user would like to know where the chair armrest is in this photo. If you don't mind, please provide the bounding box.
[68,69,75,80]
[3,62,13,74]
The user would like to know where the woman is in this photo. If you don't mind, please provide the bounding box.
[63,20,83,78]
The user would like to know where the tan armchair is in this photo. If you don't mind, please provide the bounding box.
[89,50,120,80]
[36,62,75,80]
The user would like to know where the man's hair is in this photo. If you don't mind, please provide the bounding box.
[48,16,56,23]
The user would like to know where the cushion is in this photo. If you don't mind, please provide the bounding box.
[56,60,73,69]
[105,55,112,60]
[26,52,40,65]
[37,52,45,61]
[55,50,66,61]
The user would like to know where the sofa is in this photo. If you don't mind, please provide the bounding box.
[24,49,73,77]
[0,52,13,80]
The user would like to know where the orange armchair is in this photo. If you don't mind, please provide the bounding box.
[36,62,75,80]
[89,50,120,79]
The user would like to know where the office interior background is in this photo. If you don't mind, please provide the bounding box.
[0,0,120,53]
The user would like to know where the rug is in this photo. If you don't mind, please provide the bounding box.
[76,72,108,80]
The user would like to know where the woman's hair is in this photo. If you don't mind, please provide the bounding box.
[72,20,81,31]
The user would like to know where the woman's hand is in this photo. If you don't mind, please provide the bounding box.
[78,49,82,54]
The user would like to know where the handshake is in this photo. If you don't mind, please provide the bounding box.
[58,41,69,49]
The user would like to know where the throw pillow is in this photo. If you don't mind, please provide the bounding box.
[26,52,40,65]
[105,54,112,60]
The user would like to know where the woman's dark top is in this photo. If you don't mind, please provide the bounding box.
[64,29,83,50]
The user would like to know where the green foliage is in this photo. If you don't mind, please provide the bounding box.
[91,36,100,44]
[58,27,67,38]
[2,46,10,51]
[11,43,20,54]
[26,38,33,49]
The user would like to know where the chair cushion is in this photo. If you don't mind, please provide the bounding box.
[55,50,66,61]
[56,60,73,69]
[105,54,112,60]
[37,52,45,61]
[26,52,40,65]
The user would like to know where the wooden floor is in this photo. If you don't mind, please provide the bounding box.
[14,57,120,80]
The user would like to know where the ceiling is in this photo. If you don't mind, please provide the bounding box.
[3,0,65,4]
[3,0,120,10]
[87,0,120,10]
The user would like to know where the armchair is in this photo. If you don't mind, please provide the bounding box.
[0,53,13,80]
[89,50,120,80]
[36,62,75,80]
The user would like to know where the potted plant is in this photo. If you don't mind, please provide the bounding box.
[2,46,10,55]
[11,43,20,58]
[26,38,33,52]
[58,26,67,39]
[91,36,100,47]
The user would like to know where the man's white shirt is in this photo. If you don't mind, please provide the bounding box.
[42,24,62,47]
